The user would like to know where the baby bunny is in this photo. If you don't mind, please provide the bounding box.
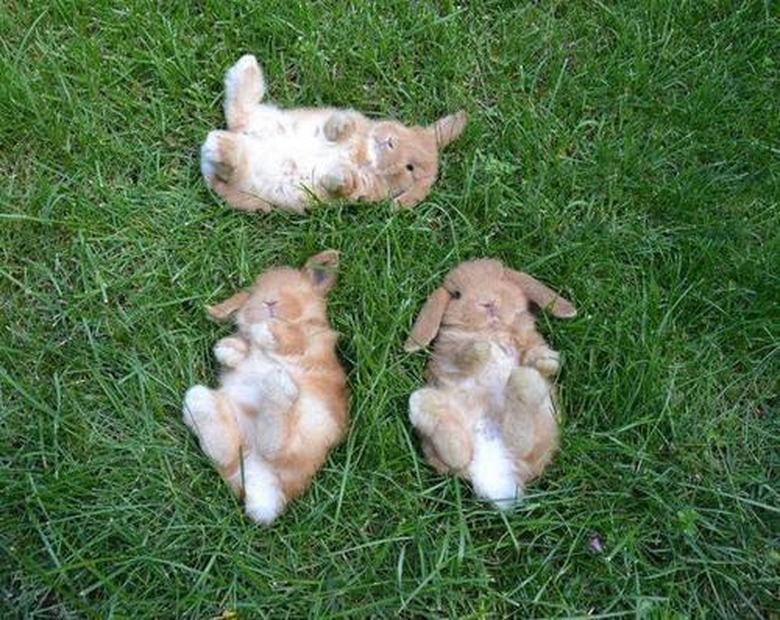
[182,250,348,525]
[201,54,467,213]
[404,259,576,509]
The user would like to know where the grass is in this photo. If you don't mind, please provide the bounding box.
[1,0,777,617]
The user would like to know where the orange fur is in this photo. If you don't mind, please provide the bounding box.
[405,259,576,508]
[201,55,467,213]
[183,250,348,524]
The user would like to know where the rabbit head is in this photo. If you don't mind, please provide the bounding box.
[404,259,576,351]
[206,250,340,332]
[367,111,467,207]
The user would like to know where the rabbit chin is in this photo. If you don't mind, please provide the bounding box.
[468,420,522,510]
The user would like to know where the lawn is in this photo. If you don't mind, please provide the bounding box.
[1,1,777,617]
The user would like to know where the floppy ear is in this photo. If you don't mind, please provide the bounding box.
[304,249,340,295]
[504,270,577,319]
[206,290,251,322]
[429,110,467,149]
[404,287,450,352]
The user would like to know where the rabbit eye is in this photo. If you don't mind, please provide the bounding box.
[406,164,414,172]
[450,290,461,300]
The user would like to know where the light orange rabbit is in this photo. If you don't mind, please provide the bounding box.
[182,250,348,524]
[404,259,576,509]
[201,54,467,213]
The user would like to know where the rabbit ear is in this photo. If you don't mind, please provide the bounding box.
[504,270,577,319]
[304,249,340,295]
[206,290,251,322]
[404,287,450,351]
[429,110,467,149]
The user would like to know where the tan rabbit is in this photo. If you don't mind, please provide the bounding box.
[182,250,348,524]
[201,54,467,213]
[404,259,576,509]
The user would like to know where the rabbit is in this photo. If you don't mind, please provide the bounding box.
[403,259,576,509]
[182,250,348,525]
[200,54,467,213]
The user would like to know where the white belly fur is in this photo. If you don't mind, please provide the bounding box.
[458,342,518,411]
[459,343,523,508]
[221,349,279,412]
[242,106,350,190]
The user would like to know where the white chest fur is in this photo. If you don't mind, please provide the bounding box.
[242,106,352,193]
[459,342,519,411]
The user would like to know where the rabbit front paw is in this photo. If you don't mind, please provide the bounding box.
[456,341,492,371]
[320,168,356,196]
[525,345,560,377]
[323,112,356,141]
[250,323,277,350]
[213,336,249,367]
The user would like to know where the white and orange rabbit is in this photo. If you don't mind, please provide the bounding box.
[404,259,576,509]
[201,54,467,213]
[182,250,348,524]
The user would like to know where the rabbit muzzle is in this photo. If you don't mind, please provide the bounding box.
[481,301,499,321]
[262,301,277,318]
[241,300,279,325]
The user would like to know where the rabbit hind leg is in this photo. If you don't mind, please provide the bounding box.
[502,367,558,480]
[224,54,266,130]
[409,388,473,471]
[201,130,244,183]
[182,386,243,492]
[201,131,273,212]
[251,367,300,459]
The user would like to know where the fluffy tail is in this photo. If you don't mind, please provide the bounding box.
[241,453,286,525]
[468,421,522,510]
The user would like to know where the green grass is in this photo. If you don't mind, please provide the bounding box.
[1,1,777,617]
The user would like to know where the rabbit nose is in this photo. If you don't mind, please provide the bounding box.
[481,301,497,318]
[264,300,277,317]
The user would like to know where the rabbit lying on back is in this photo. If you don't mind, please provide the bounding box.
[201,54,467,213]
[182,250,348,524]
[404,259,576,509]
